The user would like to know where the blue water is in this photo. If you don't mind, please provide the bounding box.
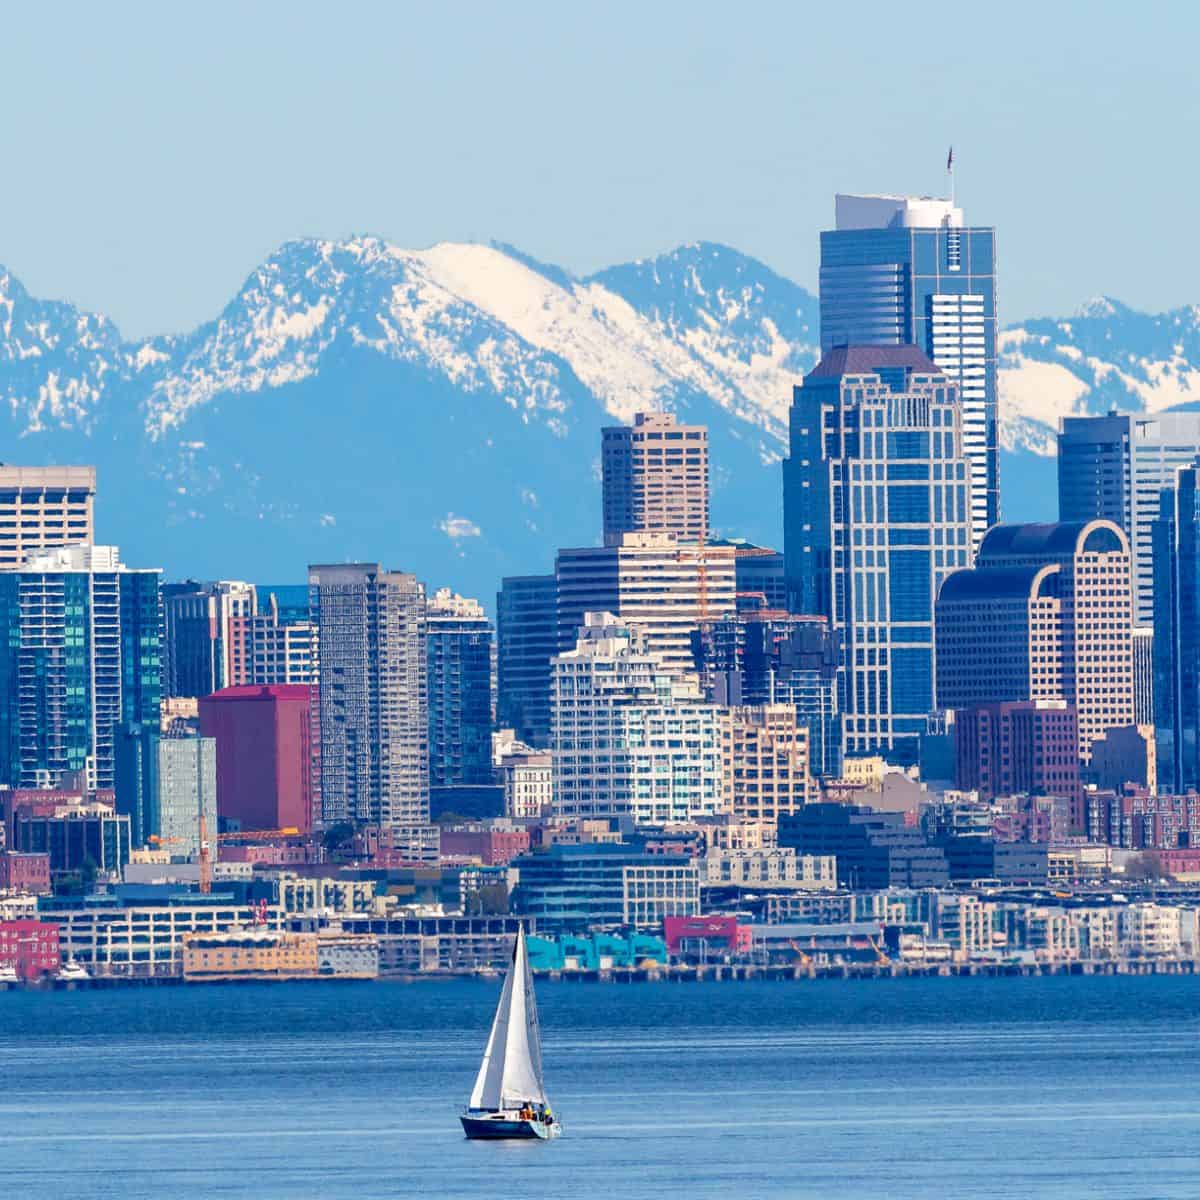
[1,975,1199,1198]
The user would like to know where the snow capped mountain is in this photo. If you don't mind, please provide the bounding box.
[0,238,818,599]
[1,234,1196,597]
[1000,297,1200,455]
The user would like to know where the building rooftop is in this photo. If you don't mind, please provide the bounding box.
[834,193,964,231]
[807,344,943,380]
[979,521,1126,560]
[937,565,1049,604]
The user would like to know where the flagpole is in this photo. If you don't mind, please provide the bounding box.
[947,145,955,206]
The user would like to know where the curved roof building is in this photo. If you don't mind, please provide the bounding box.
[936,520,1134,770]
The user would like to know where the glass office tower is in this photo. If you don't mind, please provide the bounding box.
[1154,460,1200,793]
[820,193,997,546]
[782,345,973,766]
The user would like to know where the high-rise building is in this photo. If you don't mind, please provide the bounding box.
[550,613,725,825]
[721,705,815,827]
[782,345,973,765]
[198,685,313,833]
[161,580,257,698]
[308,564,428,829]
[426,588,494,788]
[157,736,218,860]
[1153,461,1200,792]
[496,574,557,749]
[556,533,736,675]
[937,521,1135,760]
[601,411,709,545]
[1133,626,1154,727]
[248,589,316,686]
[692,613,841,778]
[708,539,788,613]
[114,724,160,848]
[0,545,161,791]
[953,701,1083,830]
[0,466,95,569]
[1058,411,1200,625]
[820,193,997,542]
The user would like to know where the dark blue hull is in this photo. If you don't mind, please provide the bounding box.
[460,1113,556,1140]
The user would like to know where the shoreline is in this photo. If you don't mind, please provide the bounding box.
[4,956,1199,991]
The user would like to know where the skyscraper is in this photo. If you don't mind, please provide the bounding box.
[309,564,428,829]
[1058,411,1200,625]
[426,588,494,787]
[248,588,316,686]
[820,193,997,543]
[198,684,313,833]
[0,545,161,791]
[550,612,725,825]
[782,345,973,765]
[936,521,1135,761]
[161,580,257,697]
[692,613,841,778]
[0,466,96,569]
[114,723,160,849]
[156,736,218,860]
[601,411,709,545]
[556,532,736,674]
[496,574,557,748]
[1153,462,1200,792]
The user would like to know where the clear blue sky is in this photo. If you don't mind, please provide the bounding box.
[1,1,1192,339]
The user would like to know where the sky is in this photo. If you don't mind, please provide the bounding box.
[0,1,1195,340]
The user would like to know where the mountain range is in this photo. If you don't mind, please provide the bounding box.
[3,236,1198,603]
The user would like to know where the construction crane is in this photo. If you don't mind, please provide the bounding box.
[198,813,212,895]
[215,827,301,842]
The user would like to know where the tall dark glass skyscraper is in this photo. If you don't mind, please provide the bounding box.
[1153,460,1200,793]
[782,345,973,766]
[820,194,997,546]
[1059,411,1200,627]
[426,588,494,787]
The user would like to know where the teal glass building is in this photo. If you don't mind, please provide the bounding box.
[0,546,161,791]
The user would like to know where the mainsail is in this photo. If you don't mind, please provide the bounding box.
[468,926,547,1110]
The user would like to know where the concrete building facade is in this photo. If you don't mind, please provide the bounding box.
[601,411,709,545]
[0,466,95,569]
[937,521,1135,760]
[309,564,429,831]
[557,532,736,676]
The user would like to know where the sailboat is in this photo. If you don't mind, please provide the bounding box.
[461,925,562,1140]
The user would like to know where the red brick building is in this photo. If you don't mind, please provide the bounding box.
[440,823,531,866]
[198,685,312,833]
[0,920,61,981]
[0,851,51,894]
[955,701,1084,830]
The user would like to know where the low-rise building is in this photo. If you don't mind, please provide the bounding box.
[512,843,698,933]
[0,919,61,980]
[182,930,380,981]
[699,848,835,889]
[934,893,1006,959]
[38,897,285,978]
[440,822,531,866]
[1120,902,1183,957]
[273,873,379,916]
[0,851,51,894]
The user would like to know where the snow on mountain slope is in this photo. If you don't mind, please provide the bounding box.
[4,234,1200,591]
[998,298,1200,457]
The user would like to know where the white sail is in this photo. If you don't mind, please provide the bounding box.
[468,927,547,1110]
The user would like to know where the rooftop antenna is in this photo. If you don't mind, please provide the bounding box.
[946,145,955,206]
